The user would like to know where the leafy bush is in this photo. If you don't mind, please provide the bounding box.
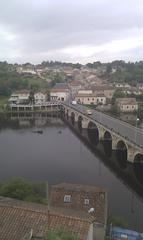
[0,177,47,204]
[45,228,79,240]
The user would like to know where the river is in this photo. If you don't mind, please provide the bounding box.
[0,114,143,232]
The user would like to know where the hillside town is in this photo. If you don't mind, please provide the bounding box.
[1,0,143,238]
[7,62,143,116]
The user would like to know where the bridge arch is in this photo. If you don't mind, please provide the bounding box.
[133,153,143,185]
[66,109,69,119]
[78,115,83,132]
[103,131,112,157]
[116,140,128,169]
[71,112,75,126]
[87,121,99,146]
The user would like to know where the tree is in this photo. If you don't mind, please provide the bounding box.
[29,90,35,104]
[112,89,126,104]
[45,229,79,240]
[0,178,33,200]
[0,178,47,204]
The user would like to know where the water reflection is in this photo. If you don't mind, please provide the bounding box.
[0,113,143,231]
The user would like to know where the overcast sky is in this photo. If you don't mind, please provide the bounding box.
[0,0,143,64]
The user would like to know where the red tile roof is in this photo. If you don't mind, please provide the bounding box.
[50,89,69,93]
[0,199,91,240]
[52,182,106,193]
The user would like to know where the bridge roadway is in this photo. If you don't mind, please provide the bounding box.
[65,103,143,149]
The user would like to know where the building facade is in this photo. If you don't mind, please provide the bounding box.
[50,183,107,240]
[50,89,70,102]
[50,83,71,102]
[9,90,30,104]
[75,93,97,105]
[34,92,47,103]
[116,98,138,112]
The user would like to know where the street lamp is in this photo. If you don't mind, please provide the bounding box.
[134,117,139,144]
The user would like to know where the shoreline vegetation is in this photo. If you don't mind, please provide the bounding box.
[0,177,47,204]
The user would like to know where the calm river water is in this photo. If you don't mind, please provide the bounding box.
[0,115,143,231]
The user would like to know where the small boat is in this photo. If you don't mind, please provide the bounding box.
[33,130,43,134]
[58,130,62,134]
[37,130,43,134]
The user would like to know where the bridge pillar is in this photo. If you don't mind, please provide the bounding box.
[75,113,79,122]
[82,119,89,129]
[128,146,139,163]
[97,125,105,140]
[111,134,119,150]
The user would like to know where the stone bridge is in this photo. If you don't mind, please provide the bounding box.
[62,104,143,166]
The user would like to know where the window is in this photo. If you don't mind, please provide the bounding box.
[64,195,71,203]
[84,198,90,205]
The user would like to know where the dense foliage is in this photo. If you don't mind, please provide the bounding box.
[45,229,79,240]
[0,62,47,96]
[105,61,143,85]
[0,177,47,204]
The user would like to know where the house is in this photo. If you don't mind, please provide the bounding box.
[17,67,37,75]
[115,98,138,112]
[78,89,93,95]
[9,90,30,104]
[50,89,70,102]
[115,83,131,89]
[75,93,97,105]
[96,94,106,105]
[92,86,115,99]
[69,81,82,96]
[137,83,143,90]
[50,183,107,240]
[75,90,106,105]
[50,83,71,102]
[0,197,93,240]
[34,92,47,104]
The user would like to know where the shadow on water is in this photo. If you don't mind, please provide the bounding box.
[62,115,143,201]
[1,112,143,199]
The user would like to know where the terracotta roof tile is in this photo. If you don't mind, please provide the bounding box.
[52,182,106,193]
[0,199,91,240]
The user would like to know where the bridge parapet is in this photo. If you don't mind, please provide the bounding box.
[62,103,143,163]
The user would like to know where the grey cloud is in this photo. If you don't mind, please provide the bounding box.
[0,0,143,63]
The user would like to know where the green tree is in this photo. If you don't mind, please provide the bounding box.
[45,229,79,240]
[112,89,126,104]
[29,90,35,104]
[0,178,33,200]
[0,178,47,204]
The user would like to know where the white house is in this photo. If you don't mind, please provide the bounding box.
[75,93,97,105]
[50,83,71,102]
[96,94,106,105]
[116,98,138,112]
[78,89,93,95]
[34,92,47,103]
[9,90,30,104]
[50,89,70,102]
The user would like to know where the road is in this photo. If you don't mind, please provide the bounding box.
[66,103,143,149]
